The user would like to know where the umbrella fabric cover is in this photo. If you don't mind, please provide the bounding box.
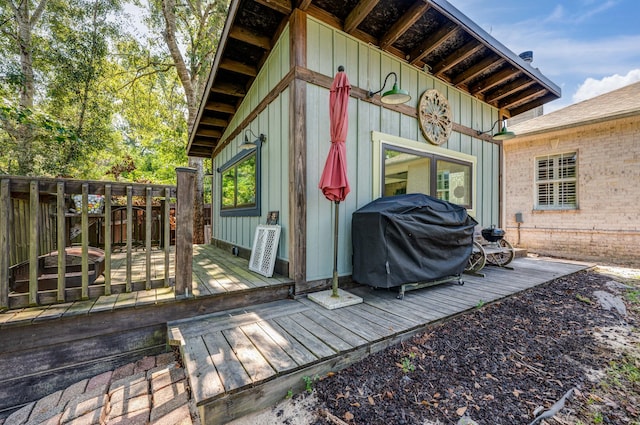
[352,193,478,288]
[319,70,351,202]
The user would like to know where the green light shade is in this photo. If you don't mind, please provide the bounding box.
[381,83,411,104]
[492,126,516,140]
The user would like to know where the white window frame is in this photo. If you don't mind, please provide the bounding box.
[534,151,578,210]
[371,131,477,217]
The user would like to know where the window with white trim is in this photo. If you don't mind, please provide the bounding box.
[535,152,577,209]
[382,144,473,208]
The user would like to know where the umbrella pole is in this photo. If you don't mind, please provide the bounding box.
[332,200,339,297]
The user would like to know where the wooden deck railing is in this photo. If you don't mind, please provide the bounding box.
[0,175,182,310]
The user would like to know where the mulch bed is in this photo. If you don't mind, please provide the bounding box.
[310,269,639,425]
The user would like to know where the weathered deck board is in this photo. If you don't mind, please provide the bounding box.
[240,322,298,373]
[168,257,593,424]
[203,331,253,391]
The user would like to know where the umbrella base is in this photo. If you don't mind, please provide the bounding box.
[308,288,363,310]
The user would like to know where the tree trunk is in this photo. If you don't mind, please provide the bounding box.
[161,0,205,244]
[10,0,47,174]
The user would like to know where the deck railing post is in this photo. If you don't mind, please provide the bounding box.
[0,179,10,310]
[104,184,112,295]
[175,167,195,297]
[81,183,89,300]
[29,181,39,306]
[56,182,66,302]
[145,186,152,289]
[163,187,171,287]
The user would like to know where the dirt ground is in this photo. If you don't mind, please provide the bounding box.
[231,265,640,425]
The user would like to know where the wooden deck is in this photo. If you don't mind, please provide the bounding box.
[167,256,591,424]
[1,244,291,325]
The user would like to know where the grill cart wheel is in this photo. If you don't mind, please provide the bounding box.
[485,238,515,267]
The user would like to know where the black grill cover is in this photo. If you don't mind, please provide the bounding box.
[352,194,478,288]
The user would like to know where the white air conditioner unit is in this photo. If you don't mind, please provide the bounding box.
[248,224,281,277]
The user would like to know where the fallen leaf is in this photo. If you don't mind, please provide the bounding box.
[368,396,375,405]
[456,406,468,416]
[350,402,360,407]
[344,412,354,421]
[420,400,430,406]
[513,389,522,398]
[386,391,394,399]
[326,372,335,377]
[336,392,346,400]
[433,392,441,398]
[439,355,445,360]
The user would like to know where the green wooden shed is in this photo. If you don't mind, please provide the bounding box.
[187,0,560,291]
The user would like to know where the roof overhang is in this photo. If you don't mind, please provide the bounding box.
[187,0,561,157]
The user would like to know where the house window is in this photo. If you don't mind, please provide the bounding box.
[219,148,261,217]
[535,152,577,209]
[382,144,473,208]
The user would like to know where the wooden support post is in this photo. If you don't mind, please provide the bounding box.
[81,183,89,300]
[29,181,39,306]
[145,186,152,289]
[0,179,10,310]
[104,184,112,295]
[175,167,195,297]
[56,182,66,302]
[163,187,171,287]
[289,9,308,285]
[126,186,133,292]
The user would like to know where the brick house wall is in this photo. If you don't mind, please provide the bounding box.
[503,115,640,267]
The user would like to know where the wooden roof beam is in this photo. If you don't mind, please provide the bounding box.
[199,117,228,128]
[469,67,520,94]
[408,24,458,65]
[485,77,536,103]
[499,87,547,110]
[229,26,272,50]
[453,57,504,87]
[344,0,380,34]
[195,129,223,138]
[379,1,431,50]
[510,93,558,117]
[431,40,484,76]
[210,81,247,97]
[296,0,312,10]
[254,0,292,15]
[204,101,236,114]
[219,58,257,77]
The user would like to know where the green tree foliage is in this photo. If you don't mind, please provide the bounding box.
[0,0,123,177]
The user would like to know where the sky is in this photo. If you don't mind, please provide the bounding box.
[452,0,640,113]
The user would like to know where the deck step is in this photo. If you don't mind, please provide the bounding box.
[168,257,591,424]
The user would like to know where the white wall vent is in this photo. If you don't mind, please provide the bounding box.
[249,225,281,277]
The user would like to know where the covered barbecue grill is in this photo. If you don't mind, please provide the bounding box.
[352,194,477,294]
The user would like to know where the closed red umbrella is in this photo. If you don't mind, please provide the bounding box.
[319,66,351,297]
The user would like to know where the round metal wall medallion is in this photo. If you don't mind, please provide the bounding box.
[418,89,452,145]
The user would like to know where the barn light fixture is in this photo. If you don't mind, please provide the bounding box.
[241,129,266,150]
[477,119,516,141]
[368,72,411,105]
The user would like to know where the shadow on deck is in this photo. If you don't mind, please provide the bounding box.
[167,256,592,424]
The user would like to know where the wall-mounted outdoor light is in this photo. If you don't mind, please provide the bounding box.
[476,119,515,141]
[241,129,267,150]
[367,71,411,105]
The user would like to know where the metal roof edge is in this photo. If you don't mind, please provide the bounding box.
[430,0,561,97]
[187,0,241,156]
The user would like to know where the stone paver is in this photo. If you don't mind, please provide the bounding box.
[5,353,194,425]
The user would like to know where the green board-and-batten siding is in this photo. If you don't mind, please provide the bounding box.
[211,17,500,282]
[212,28,291,261]
[305,17,500,281]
